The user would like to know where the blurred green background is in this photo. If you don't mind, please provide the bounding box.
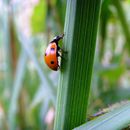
[0,0,130,129]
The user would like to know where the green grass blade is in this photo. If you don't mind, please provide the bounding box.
[54,0,101,129]
[2,0,13,89]
[74,102,130,130]
[8,50,27,130]
[112,0,130,50]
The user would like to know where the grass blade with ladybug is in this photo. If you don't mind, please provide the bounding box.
[44,34,65,71]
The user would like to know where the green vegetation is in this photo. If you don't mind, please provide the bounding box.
[0,0,130,130]
[54,0,101,129]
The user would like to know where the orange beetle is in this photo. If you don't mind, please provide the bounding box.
[44,34,64,71]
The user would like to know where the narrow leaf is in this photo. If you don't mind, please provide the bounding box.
[74,102,130,130]
[54,0,102,129]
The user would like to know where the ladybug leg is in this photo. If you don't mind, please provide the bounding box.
[57,46,67,54]
[59,48,67,54]
[57,44,67,53]
[57,47,67,60]
[57,52,67,62]
[58,64,60,69]
[57,52,63,58]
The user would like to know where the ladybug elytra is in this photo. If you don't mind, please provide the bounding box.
[44,34,64,71]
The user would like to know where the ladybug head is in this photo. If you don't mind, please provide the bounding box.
[53,36,61,41]
[51,34,64,43]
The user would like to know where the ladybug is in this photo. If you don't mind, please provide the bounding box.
[44,34,64,71]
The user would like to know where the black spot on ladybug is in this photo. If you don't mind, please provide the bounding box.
[51,48,55,51]
[51,61,54,64]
